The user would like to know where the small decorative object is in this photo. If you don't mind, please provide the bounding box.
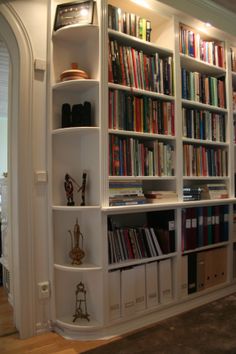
[64,173,76,206]
[61,103,71,128]
[72,101,91,127]
[64,171,87,206]
[68,218,85,265]
[60,63,89,82]
[73,281,90,322]
[54,0,94,31]
[61,101,92,128]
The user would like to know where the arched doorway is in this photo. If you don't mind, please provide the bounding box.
[0,4,35,338]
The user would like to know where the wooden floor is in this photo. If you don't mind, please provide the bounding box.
[0,286,17,337]
[0,286,116,354]
[0,332,116,354]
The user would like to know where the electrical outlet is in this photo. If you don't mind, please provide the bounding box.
[38,281,50,300]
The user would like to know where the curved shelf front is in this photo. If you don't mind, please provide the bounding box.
[53,24,99,43]
[52,79,99,92]
[52,126,100,136]
[54,263,102,272]
[52,205,100,211]
[55,316,102,331]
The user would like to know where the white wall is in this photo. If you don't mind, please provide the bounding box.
[10,0,50,332]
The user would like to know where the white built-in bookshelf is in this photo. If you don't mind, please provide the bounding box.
[49,0,236,340]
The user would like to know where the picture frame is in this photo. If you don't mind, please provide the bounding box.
[54,0,94,31]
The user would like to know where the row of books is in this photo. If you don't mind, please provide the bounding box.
[109,135,175,177]
[108,4,151,42]
[183,183,228,201]
[182,205,228,251]
[109,180,145,206]
[182,108,225,142]
[179,25,225,68]
[230,47,236,72]
[108,38,174,95]
[109,259,173,320]
[183,143,228,177]
[109,89,175,135]
[233,91,236,113]
[181,68,226,108]
[182,247,227,296]
[108,225,175,264]
[233,243,236,279]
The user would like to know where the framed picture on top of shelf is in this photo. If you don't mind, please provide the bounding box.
[54,0,94,31]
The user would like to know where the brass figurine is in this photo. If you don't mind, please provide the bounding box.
[68,218,85,265]
[73,281,90,322]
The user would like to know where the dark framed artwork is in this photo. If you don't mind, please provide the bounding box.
[54,0,94,31]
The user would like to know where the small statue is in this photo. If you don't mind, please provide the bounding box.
[73,281,90,322]
[68,218,85,265]
[64,171,87,206]
[64,173,75,206]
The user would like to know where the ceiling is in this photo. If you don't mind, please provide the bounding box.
[210,0,236,14]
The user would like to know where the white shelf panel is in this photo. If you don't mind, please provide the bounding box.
[181,99,227,113]
[108,28,173,56]
[52,24,99,43]
[54,263,102,272]
[182,138,228,146]
[109,129,176,141]
[109,176,176,180]
[180,53,226,76]
[183,176,229,180]
[102,202,179,214]
[108,252,177,271]
[108,83,175,101]
[52,127,100,136]
[52,80,99,92]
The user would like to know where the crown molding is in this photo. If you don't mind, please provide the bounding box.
[158,0,236,37]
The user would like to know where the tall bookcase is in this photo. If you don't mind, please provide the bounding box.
[48,0,236,339]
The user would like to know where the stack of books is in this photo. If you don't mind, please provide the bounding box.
[109,180,146,206]
[183,187,202,201]
[201,183,228,200]
[144,190,178,204]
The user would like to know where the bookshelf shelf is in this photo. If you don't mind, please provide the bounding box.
[181,99,227,113]
[182,138,228,146]
[108,83,175,101]
[182,242,229,255]
[108,129,175,140]
[180,53,226,75]
[108,252,177,270]
[48,0,236,340]
[183,176,228,180]
[108,28,173,56]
